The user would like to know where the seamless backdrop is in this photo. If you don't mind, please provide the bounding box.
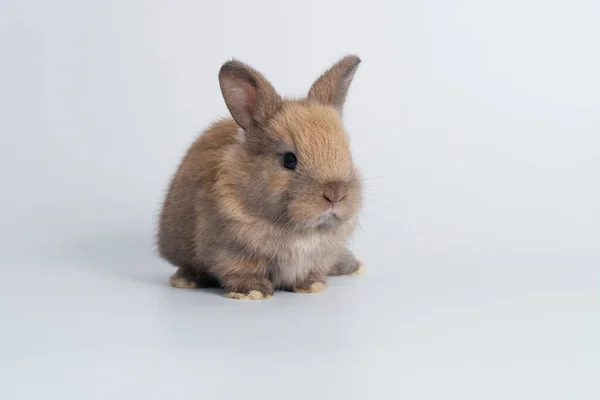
[1,1,598,399]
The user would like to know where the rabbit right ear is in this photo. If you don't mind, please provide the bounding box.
[219,60,281,131]
[307,55,361,113]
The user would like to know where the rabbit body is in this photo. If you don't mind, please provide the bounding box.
[158,56,364,299]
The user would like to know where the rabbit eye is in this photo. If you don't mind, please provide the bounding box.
[282,152,297,170]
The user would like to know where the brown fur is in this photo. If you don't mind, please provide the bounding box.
[158,55,363,300]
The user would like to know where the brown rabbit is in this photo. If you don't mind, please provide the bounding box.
[158,55,364,300]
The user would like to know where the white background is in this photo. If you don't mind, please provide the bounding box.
[1,0,598,399]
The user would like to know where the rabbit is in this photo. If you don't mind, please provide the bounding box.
[157,55,365,300]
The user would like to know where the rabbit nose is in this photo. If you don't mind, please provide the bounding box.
[323,181,348,204]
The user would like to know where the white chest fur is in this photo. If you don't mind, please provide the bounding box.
[270,234,331,287]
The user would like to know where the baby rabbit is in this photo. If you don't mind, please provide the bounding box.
[158,55,364,300]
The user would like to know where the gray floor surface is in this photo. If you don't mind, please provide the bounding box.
[1,233,597,399]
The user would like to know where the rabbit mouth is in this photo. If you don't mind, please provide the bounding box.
[314,211,342,229]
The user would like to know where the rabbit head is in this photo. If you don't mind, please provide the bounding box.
[217,55,362,233]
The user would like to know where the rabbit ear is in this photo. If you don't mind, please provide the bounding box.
[219,60,282,130]
[307,55,361,113]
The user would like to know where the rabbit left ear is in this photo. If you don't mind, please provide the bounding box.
[219,60,282,131]
[307,55,361,113]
